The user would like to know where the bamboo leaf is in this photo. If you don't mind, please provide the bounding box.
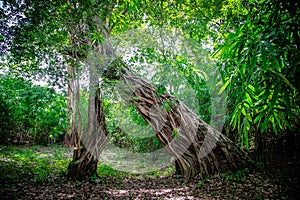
[261,110,272,133]
[248,84,255,92]
[267,68,296,91]
[271,116,278,135]
[218,78,230,95]
[246,113,252,122]
[245,92,253,107]
[254,112,263,124]
[261,118,269,133]
[282,117,292,129]
[244,127,249,150]
[273,112,282,129]
[241,107,247,116]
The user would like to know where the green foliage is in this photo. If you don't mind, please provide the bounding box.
[0,145,135,182]
[0,145,71,182]
[0,75,68,144]
[224,168,250,183]
[155,84,167,97]
[215,0,300,149]
[97,164,128,179]
[128,105,148,126]
[130,48,213,123]
[106,126,163,153]
[86,90,162,153]
[172,128,179,138]
[197,181,204,188]
[3,0,298,176]
[145,166,175,178]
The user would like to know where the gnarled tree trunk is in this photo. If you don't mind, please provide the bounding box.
[67,88,108,180]
[67,146,98,179]
[109,61,248,180]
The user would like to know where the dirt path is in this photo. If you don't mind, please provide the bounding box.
[0,145,295,199]
[1,171,287,200]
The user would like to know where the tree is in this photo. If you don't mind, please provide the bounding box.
[2,0,249,180]
[1,0,113,178]
[102,60,248,180]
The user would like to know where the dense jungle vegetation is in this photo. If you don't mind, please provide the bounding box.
[0,0,299,199]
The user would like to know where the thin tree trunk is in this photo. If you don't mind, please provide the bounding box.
[64,65,77,147]
[108,61,248,180]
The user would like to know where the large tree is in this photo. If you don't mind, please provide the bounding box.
[2,0,249,180]
[102,59,248,180]
[1,0,116,179]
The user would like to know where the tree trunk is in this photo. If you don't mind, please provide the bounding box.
[67,146,98,179]
[66,20,113,179]
[64,65,77,147]
[67,87,108,180]
[67,129,108,180]
[110,61,248,180]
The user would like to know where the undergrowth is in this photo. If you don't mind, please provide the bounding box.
[0,145,71,182]
[0,145,175,183]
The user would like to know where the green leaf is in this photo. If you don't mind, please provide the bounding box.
[245,90,254,106]
[246,113,252,122]
[271,116,278,135]
[282,117,292,129]
[156,84,167,96]
[273,112,282,129]
[230,112,238,129]
[261,110,272,133]
[218,78,231,95]
[267,68,296,91]
[248,84,255,92]
[241,107,246,116]
[172,128,179,138]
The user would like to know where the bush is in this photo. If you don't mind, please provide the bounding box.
[0,74,68,144]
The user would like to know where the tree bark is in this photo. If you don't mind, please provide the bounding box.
[67,146,98,180]
[67,88,108,180]
[64,65,77,147]
[110,61,248,180]
[66,16,114,180]
[65,9,114,180]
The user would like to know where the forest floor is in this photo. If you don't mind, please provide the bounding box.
[0,145,296,199]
